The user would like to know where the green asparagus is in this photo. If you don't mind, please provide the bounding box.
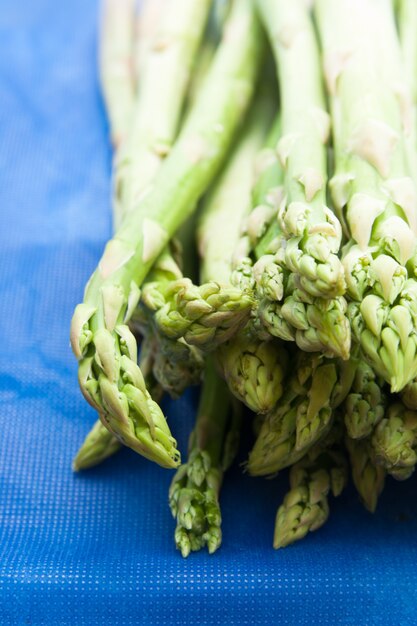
[316,0,417,392]
[169,357,239,557]
[343,359,387,439]
[372,400,417,478]
[346,436,385,512]
[274,437,348,548]
[256,0,345,300]
[247,352,355,476]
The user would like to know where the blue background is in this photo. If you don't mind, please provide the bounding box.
[1,1,417,624]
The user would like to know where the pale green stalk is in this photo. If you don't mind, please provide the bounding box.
[133,0,168,87]
[139,36,262,351]
[115,0,211,227]
[99,0,136,149]
[397,0,417,180]
[316,0,417,391]
[256,0,345,300]
[70,0,264,467]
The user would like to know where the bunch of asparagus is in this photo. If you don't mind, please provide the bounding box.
[71,0,417,556]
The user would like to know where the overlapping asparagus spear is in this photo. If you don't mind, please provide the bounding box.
[247,352,355,476]
[315,0,417,392]
[231,87,350,359]
[343,356,387,440]
[73,335,164,471]
[372,399,417,479]
[346,436,385,512]
[256,0,346,302]
[274,432,348,549]
[169,357,240,557]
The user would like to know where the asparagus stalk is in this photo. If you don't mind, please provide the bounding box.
[233,118,351,360]
[169,357,236,557]
[70,0,264,467]
[343,359,387,439]
[256,0,345,300]
[133,0,168,87]
[139,48,267,352]
[397,0,417,180]
[346,436,385,512]
[116,0,211,227]
[247,352,355,476]
[99,0,136,149]
[192,93,291,412]
[273,437,348,549]
[371,400,417,478]
[315,0,417,391]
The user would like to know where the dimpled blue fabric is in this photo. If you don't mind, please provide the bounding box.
[1,1,417,624]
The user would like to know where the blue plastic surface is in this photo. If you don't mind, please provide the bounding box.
[1,1,417,624]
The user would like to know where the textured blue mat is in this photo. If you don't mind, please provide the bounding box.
[1,2,417,624]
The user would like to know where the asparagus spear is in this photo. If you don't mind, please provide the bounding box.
[141,278,253,350]
[256,0,345,301]
[217,331,288,415]
[273,436,348,549]
[233,118,351,360]
[159,91,273,350]
[133,247,206,397]
[99,0,136,149]
[139,42,265,352]
[247,352,355,476]
[169,357,239,557]
[70,0,265,467]
[116,0,211,226]
[72,332,165,470]
[346,436,385,512]
[343,359,387,439]
[371,400,417,479]
[72,420,122,472]
[315,0,417,392]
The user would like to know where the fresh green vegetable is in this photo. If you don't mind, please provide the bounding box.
[247,352,355,476]
[372,400,417,479]
[346,436,385,512]
[316,0,417,392]
[256,0,345,300]
[169,357,239,557]
[274,435,348,549]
